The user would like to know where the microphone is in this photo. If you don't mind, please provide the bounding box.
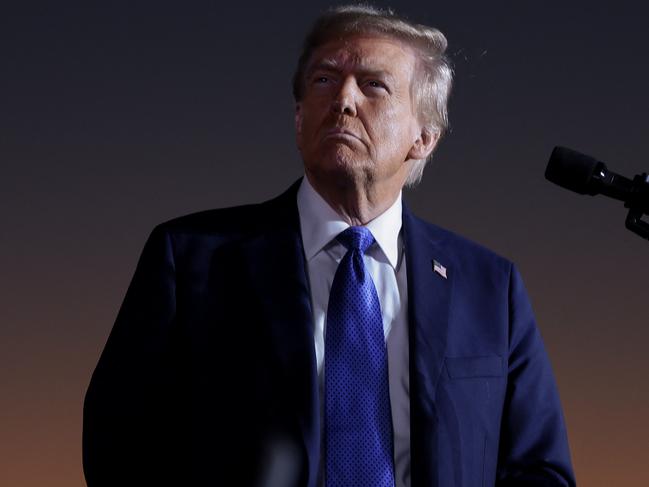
[545,146,638,202]
[545,146,649,239]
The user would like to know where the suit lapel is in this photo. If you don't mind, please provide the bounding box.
[402,204,455,487]
[239,181,320,487]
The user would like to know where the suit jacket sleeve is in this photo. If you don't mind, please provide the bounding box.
[83,225,183,486]
[496,264,576,486]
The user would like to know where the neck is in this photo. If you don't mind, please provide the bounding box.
[305,171,403,226]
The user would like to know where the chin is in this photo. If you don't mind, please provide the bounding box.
[329,144,368,169]
[304,144,373,183]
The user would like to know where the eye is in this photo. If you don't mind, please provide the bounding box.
[366,80,387,91]
[314,76,329,84]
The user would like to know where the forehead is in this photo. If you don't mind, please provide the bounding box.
[307,35,417,77]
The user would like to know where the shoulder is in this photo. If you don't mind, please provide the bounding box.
[404,210,514,281]
[150,179,301,241]
[156,202,267,238]
[406,210,512,265]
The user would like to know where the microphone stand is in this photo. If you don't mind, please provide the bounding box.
[624,173,649,240]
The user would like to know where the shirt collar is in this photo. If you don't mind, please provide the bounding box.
[297,176,402,269]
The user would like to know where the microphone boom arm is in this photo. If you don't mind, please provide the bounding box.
[625,173,649,239]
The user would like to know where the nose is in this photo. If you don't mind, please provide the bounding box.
[331,77,358,117]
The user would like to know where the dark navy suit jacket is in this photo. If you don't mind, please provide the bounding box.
[83,180,576,486]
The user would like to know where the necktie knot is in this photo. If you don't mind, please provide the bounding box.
[336,226,375,254]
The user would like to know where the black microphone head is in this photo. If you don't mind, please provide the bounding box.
[545,146,604,195]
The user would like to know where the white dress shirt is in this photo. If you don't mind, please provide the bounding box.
[296,176,411,487]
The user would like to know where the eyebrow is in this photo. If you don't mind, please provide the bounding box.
[306,58,397,85]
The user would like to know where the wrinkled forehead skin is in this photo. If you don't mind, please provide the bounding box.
[308,35,416,75]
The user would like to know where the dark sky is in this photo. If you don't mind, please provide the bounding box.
[2,1,648,485]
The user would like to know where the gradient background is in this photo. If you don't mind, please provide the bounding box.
[2,1,648,485]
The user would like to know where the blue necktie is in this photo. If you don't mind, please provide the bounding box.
[324,226,395,487]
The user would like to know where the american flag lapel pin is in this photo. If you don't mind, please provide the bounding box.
[432,259,447,279]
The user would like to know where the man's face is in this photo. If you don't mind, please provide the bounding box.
[296,35,430,189]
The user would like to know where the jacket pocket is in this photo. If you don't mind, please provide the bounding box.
[445,355,503,379]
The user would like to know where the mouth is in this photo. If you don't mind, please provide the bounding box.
[323,128,363,143]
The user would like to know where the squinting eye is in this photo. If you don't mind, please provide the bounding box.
[314,76,329,84]
[368,80,382,88]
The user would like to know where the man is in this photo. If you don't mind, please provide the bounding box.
[83,5,576,487]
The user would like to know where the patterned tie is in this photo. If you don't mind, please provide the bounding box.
[324,226,395,487]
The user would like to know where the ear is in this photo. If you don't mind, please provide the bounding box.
[407,126,439,161]
[295,103,303,134]
[295,102,303,149]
